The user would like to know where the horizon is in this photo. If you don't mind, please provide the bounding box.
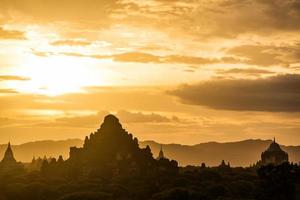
[1,114,299,167]
[1,136,296,147]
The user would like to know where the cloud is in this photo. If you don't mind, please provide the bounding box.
[0,87,175,113]
[118,0,300,39]
[113,52,162,63]
[137,44,171,51]
[163,55,215,65]
[0,27,25,40]
[54,51,240,65]
[111,52,240,65]
[36,110,177,128]
[116,110,174,123]
[169,74,300,112]
[0,86,299,145]
[0,75,30,81]
[210,0,300,36]
[0,117,36,128]
[0,89,18,94]
[32,44,298,67]
[51,111,109,128]
[216,68,275,77]
[1,0,300,42]
[227,44,300,67]
[50,39,91,46]
[0,0,123,24]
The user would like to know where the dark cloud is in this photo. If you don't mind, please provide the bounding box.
[169,74,300,112]
[201,0,300,37]
[256,0,300,30]
[0,75,30,81]
[0,27,25,40]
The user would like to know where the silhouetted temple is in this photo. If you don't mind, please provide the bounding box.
[49,114,179,179]
[0,142,24,174]
[156,145,165,160]
[1,142,16,164]
[261,138,289,165]
[219,160,230,169]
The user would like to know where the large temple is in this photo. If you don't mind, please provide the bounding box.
[260,138,289,165]
[46,114,179,179]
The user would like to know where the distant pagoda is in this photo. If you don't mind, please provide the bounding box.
[1,142,17,164]
[156,145,166,160]
[0,142,24,175]
[261,138,289,165]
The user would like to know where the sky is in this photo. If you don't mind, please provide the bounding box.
[0,0,299,145]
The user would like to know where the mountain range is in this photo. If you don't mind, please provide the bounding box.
[1,139,299,166]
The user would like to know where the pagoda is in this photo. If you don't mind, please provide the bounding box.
[261,138,289,165]
[156,145,166,160]
[1,142,17,164]
[0,142,24,175]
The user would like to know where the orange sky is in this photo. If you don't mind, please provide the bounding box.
[0,0,299,145]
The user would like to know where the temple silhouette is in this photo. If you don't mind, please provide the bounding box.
[260,138,289,165]
[40,114,178,179]
[156,145,165,160]
[1,142,16,164]
[0,142,24,175]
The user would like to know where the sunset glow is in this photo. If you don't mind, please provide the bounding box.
[0,0,299,145]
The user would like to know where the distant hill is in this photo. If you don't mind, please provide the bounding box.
[140,140,300,166]
[0,139,83,163]
[1,139,299,166]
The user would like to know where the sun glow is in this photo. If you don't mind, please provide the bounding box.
[8,55,107,96]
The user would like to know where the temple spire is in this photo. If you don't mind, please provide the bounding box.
[1,142,16,163]
[157,145,165,160]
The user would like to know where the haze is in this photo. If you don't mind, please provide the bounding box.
[0,0,299,145]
